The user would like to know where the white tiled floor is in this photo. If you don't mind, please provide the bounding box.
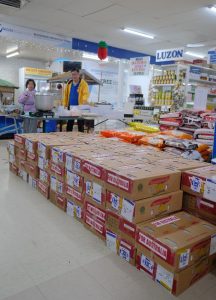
[0,140,216,300]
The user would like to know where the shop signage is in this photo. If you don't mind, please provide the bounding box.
[130,56,150,76]
[24,68,52,77]
[0,22,71,48]
[156,48,184,62]
[208,50,216,64]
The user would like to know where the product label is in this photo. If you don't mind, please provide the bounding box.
[57,181,63,194]
[27,152,36,160]
[119,246,130,262]
[107,172,130,191]
[40,170,48,183]
[111,193,120,211]
[82,162,101,178]
[106,231,117,253]
[9,154,15,163]
[86,203,106,222]
[66,154,73,171]
[121,199,135,222]
[28,140,33,153]
[190,176,202,193]
[203,179,216,203]
[151,215,180,228]
[67,200,74,217]
[15,135,23,144]
[38,181,47,193]
[51,163,63,176]
[86,181,92,196]
[75,206,82,219]
[138,232,168,260]
[74,159,81,173]
[9,143,14,154]
[210,234,216,255]
[140,254,154,275]
[66,186,82,202]
[38,143,46,158]
[85,214,104,234]
[51,176,57,192]
[38,156,44,170]
[179,249,190,269]
[52,149,59,164]
[67,171,80,188]
[93,182,102,204]
[156,265,174,292]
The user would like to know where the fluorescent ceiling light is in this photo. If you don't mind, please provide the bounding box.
[209,5,216,12]
[185,51,205,59]
[6,46,19,54]
[187,43,205,48]
[123,28,154,39]
[6,51,20,58]
[83,53,108,62]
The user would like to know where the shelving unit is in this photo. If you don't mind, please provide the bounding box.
[150,63,187,108]
[185,64,216,109]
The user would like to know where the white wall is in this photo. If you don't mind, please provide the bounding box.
[0,56,46,100]
[126,70,153,106]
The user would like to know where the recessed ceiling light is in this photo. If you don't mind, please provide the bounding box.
[123,28,155,39]
[187,43,205,48]
[185,51,205,59]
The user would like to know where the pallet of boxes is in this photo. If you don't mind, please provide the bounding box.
[7,133,216,296]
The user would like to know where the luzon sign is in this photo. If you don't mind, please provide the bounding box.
[156,48,184,63]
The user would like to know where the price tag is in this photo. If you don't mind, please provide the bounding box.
[121,199,135,222]
[119,246,130,262]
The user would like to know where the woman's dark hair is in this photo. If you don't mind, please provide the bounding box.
[25,79,36,89]
[71,68,80,73]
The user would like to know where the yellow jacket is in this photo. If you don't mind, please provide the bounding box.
[62,79,89,107]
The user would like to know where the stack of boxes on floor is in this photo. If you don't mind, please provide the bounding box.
[7,133,216,296]
[182,165,216,225]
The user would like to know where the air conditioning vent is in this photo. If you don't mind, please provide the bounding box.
[0,0,21,8]
[0,0,29,8]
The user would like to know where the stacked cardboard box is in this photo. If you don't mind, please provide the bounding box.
[181,165,216,225]
[136,212,216,295]
[8,133,216,295]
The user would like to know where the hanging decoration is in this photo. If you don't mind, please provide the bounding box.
[97,41,108,60]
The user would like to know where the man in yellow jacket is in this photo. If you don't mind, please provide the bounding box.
[63,68,89,132]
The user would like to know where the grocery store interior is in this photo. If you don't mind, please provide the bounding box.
[1,1,216,299]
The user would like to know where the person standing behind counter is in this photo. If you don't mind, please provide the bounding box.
[18,79,38,133]
[62,68,89,132]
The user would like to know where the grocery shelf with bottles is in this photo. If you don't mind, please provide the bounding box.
[150,64,187,108]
